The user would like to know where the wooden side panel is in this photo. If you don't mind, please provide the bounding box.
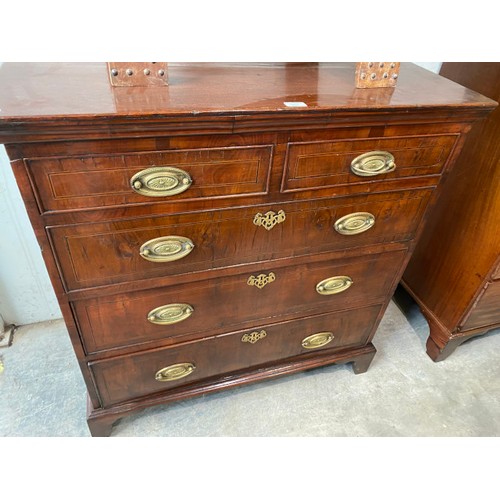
[403,63,500,332]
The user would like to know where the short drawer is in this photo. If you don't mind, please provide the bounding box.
[282,134,457,192]
[50,190,428,291]
[461,280,500,331]
[75,249,406,354]
[27,145,273,212]
[89,304,382,407]
[491,259,500,281]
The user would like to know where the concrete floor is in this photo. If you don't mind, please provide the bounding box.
[1,289,499,437]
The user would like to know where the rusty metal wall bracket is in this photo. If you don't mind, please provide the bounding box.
[107,62,168,87]
[355,62,400,88]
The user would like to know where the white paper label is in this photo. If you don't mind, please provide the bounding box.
[283,101,308,107]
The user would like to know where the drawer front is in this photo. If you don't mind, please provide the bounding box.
[75,249,405,353]
[491,258,500,281]
[282,135,457,192]
[461,280,500,331]
[90,304,382,407]
[27,145,273,212]
[50,190,428,291]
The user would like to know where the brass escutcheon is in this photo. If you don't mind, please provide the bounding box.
[155,362,196,382]
[302,332,334,349]
[241,330,267,344]
[130,166,192,197]
[316,276,353,295]
[253,210,286,231]
[147,303,194,325]
[334,212,376,235]
[247,272,276,289]
[140,236,194,263]
[351,151,396,177]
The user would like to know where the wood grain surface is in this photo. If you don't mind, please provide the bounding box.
[75,249,406,354]
[0,63,495,142]
[402,62,500,361]
[90,304,382,407]
[49,191,427,291]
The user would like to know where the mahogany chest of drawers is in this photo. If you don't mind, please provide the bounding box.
[0,63,494,436]
[402,62,500,361]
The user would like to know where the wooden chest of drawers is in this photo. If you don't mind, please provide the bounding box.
[0,63,494,436]
[402,62,500,361]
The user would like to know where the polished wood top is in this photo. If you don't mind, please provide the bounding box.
[0,62,495,117]
[0,62,496,141]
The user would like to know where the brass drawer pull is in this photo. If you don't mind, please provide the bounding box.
[242,330,267,344]
[351,151,396,177]
[140,236,194,262]
[316,276,353,295]
[155,362,196,382]
[130,166,192,197]
[253,210,286,230]
[334,212,375,235]
[147,303,194,325]
[247,272,276,289]
[302,332,334,349]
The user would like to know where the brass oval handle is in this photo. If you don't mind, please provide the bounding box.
[130,166,192,197]
[351,151,396,177]
[253,210,286,231]
[302,332,334,349]
[334,212,375,235]
[147,303,194,325]
[140,236,194,263]
[316,276,353,295]
[155,362,196,382]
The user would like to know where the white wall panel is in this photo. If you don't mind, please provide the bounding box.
[0,146,61,324]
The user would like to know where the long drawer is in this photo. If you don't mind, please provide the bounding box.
[75,249,406,354]
[89,304,382,407]
[50,190,428,291]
